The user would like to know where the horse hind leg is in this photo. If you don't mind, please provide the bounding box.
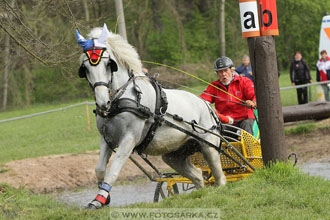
[200,140,226,186]
[162,142,204,189]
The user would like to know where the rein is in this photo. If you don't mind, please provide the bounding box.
[110,72,147,103]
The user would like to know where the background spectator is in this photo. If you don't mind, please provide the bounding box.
[235,55,253,82]
[290,51,312,104]
[316,50,330,101]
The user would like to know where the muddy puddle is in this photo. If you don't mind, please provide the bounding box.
[56,182,158,207]
[300,162,330,180]
[56,181,194,208]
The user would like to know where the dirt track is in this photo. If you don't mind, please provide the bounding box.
[0,153,169,193]
[0,118,329,193]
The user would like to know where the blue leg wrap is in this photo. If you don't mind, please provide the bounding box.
[98,182,112,193]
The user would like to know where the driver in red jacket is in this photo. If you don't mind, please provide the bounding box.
[200,56,256,134]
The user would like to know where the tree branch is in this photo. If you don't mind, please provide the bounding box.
[0,22,48,66]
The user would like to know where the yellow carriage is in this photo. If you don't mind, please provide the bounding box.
[153,128,263,202]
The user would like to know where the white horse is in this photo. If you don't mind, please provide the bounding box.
[76,24,226,209]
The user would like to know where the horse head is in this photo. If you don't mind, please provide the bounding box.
[76,24,118,116]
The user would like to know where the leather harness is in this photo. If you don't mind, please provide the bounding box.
[95,71,168,154]
[90,69,245,170]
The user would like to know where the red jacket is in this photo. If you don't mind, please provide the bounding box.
[200,75,256,123]
[316,56,330,82]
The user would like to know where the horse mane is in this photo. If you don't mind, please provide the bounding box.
[88,28,143,76]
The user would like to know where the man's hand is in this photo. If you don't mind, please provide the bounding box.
[245,100,256,108]
[292,82,295,86]
[227,116,234,124]
[309,80,312,83]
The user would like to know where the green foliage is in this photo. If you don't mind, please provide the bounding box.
[276,0,330,70]
[146,12,184,65]
[2,0,330,109]
[32,66,90,103]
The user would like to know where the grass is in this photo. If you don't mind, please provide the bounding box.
[0,163,329,219]
[0,184,110,220]
[130,163,330,220]
[0,100,99,163]
[285,123,317,135]
[278,71,318,107]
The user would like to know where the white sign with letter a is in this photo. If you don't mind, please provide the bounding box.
[239,0,260,38]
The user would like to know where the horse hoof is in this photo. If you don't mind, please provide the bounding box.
[86,201,102,209]
[105,194,111,206]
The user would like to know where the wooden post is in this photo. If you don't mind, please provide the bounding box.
[114,0,127,40]
[86,102,91,131]
[248,36,287,165]
[219,0,226,56]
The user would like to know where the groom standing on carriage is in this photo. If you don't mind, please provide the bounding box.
[200,56,256,135]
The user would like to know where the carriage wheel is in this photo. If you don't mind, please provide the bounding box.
[181,182,196,192]
[153,181,179,202]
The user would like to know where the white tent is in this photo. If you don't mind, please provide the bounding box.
[319,15,330,57]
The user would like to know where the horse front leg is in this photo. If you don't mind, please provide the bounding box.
[87,134,136,209]
[95,136,112,183]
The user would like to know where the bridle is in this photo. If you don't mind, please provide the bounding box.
[78,47,118,92]
[79,47,143,117]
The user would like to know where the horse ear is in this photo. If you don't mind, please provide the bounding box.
[109,59,118,72]
[96,24,110,47]
[78,64,87,78]
[76,29,87,47]
[76,29,93,50]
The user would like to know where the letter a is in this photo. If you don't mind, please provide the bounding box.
[243,11,256,29]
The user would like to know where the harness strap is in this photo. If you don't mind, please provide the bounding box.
[133,75,167,153]
[163,116,246,169]
[147,73,168,115]
[92,81,110,90]
[107,98,152,119]
[97,71,167,154]
[135,119,160,154]
[111,71,135,103]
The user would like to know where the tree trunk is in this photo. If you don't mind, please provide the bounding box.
[82,0,90,23]
[2,29,10,111]
[282,101,330,122]
[219,0,225,56]
[114,0,127,40]
[23,63,32,106]
[166,0,187,62]
[1,0,15,111]
[248,36,287,165]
